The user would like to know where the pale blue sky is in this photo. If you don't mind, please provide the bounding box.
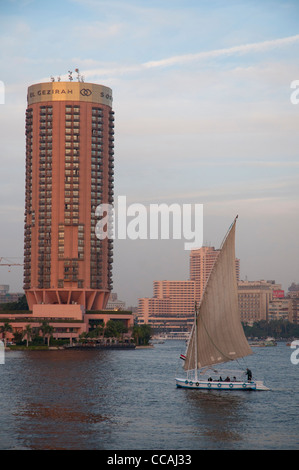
[0,0,299,305]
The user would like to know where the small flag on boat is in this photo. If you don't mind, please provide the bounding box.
[180,354,186,361]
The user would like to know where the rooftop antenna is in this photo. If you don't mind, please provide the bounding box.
[68,70,73,81]
[75,68,80,81]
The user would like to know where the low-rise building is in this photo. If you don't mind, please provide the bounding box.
[288,297,299,324]
[104,292,126,311]
[268,298,291,322]
[0,285,23,304]
[0,305,134,344]
[238,280,282,325]
[138,280,195,334]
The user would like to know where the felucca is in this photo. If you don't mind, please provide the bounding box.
[176,216,269,391]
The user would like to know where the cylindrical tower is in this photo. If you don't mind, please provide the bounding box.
[24,80,114,311]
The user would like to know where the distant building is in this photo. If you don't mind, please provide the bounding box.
[288,283,299,298]
[268,298,291,322]
[138,245,239,333]
[0,285,23,304]
[190,246,240,302]
[238,280,282,324]
[138,280,195,333]
[288,297,299,324]
[105,293,126,311]
[287,284,299,324]
[0,285,9,294]
[138,242,294,332]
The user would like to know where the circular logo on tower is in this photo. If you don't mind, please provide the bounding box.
[80,88,92,96]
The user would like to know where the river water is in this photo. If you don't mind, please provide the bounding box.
[0,341,298,450]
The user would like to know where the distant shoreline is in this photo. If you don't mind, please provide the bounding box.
[5,343,139,351]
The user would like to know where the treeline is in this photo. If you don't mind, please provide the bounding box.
[87,321,152,346]
[1,318,153,348]
[242,320,299,339]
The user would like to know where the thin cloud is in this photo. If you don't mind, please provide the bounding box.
[83,34,299,79]
[143,34,299,69]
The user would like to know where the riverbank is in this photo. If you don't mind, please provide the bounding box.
[5,342,138,351]
[65,343,136,350]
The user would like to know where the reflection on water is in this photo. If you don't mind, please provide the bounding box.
[0,343,298,449]
[18,402,108,424]
[186,390,246,445]
[2,350,115,449]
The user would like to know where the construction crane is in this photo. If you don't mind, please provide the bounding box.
[0,257,23,267]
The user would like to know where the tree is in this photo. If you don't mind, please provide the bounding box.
[88,324,104,339]
[132,325,141,345]
[39,321,54,346]
[132,324,152,346]
[242,319,299,339]
[0,321,13,346]
[104,320,128,340]
[13,331,23,344]
[23,324,32,347]
[79,332,88,343]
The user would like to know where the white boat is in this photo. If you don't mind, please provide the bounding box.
[176,216,270,392]
[165,332,190,340]
[150,336,165,344]
[264,337,277,347]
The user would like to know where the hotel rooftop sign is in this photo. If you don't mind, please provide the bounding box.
[27,81,113,107]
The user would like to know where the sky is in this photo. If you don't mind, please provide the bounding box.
[0,0,299,306]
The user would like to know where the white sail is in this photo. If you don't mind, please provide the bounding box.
[184,217,252,371]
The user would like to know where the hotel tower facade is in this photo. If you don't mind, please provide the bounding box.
[24,80,114,313]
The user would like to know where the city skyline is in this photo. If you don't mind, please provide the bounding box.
[0,0,299,306]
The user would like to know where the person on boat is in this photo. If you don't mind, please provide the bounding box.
[224,376,230,382]
[219,376,223,381]
[232,376,237,382]
[246,368,252,382]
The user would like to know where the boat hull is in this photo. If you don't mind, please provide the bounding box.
[175,378,269,391]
